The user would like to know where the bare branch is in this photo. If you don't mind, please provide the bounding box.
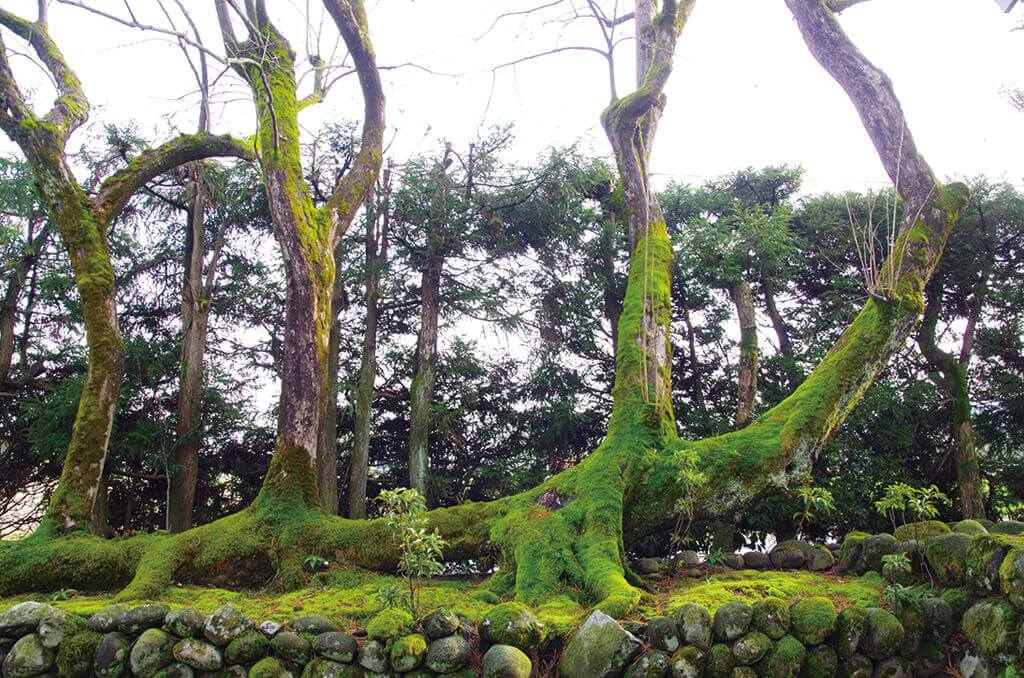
[490,45,610,72]
[476,0,567,41]
[826,0,874,12]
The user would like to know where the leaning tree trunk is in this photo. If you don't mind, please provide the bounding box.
[731,280,758,429]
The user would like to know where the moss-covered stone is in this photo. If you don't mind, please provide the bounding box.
[357,638,388,674]
[0,602,51,637]
[799,645,837,678]
[752,598,792,640]
[673,603,712,649]
[918,597,954,644]
[831,607,867,659]
[165,608,206,639]
[705,644,735,678]
[856,534,898,574]
[967,535,1015,596]
[2,633,55,678]
[173,638,223,672]
[424,635,470,674]
[732,631,773,666]
[733,667,758,678]
[55,629,101,678]
[998,546,1024,609]
[756,635,806,678]
[299,657,348,678]
[421,609,460,640]
[225,631,270,666]
[290,616,341,636]
[790,598,837,646]
[838,533,869,574]
[152,661,195,678]
[862,609,903,660]
[121,604,170,636]
[559,611,641,678]
[648,615,681,652]
[130,628,176,678]
[669,645,706,678]
[714,601,753,642]
[249,656,293,678]
[365,608,413,641]
[961,598,1018,661]
[895,603,924,658]
[924,533,971,587]
[872,656,912,678]
[38,607,85,649]
[836,653,871,678]
[389,633,427,672]
[991,521,1024,536]
[204,606,251,647]
[954,520,989,535]
[770,542,809,570]
[477,644,528,678]
[479,602,546,651]
[94,632,130,678]
[958,654,1003,678]
[271,631,311,666]
[88,604,128,634]
[624,650,670,678]
[310,633,353,663]
[911,641,944,678]
[893,521,951,543]
[940,587,974,626]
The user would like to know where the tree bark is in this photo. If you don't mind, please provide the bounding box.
[731,280,758,429]
[917,273,986,519]
[0,218,49,387]
[317,242,346,515]
[350,172,390,519]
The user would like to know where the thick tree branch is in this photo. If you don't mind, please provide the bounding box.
[93,133,256,226]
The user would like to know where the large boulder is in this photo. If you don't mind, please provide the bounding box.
[479,602,546,652]
[204,605,251,646]
[953,520,989,535]
[669,645,706,678]
[634,558,662,575]
[88,605,128,634]
[958,654,1003,678]
[290,616,341,636]
[55,629,102,678]
[966,535,1014,595]
[789,598,836,646]
[674,603,712,650]
[481,644,531,678]
[153,663,195,678]
[120,604,170,636]
[130,628,177,678]
[806,547,836,573]
[960,598,1018,662]
[893,521,951,543]
[861,609,903,660]
[424,635,471,674]
[365,608,413,641]
[837,533,870,575]
[918,597,955,644]
[2,633,55,678]
[990,521,1024,536]
[357,639,388,674]
[800,645,838,678]
[923,534,971,587]
[270,631,311,666]
[558,610,642,678]
[836,654,871,678]
[0,602,51,637]
[752,599,791,641]
[38,607,84,649]
[743,552,771,570]
[704,644,734,678]
[756,635,806,678]
[249,656,293,678]
[895,604,924,657]
[299,657,347,678]
[911,641,945,678]
[713,601,753,642]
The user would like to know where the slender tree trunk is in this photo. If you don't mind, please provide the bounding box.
[731,280,758,429]
[168,165,211,533]
[680,287,706,411]
[409,246,442,498]
[0,219,48,386]
[918,274,986,519]
[762,272,800,388]
[350,174,390,519]
[317,243,346,515]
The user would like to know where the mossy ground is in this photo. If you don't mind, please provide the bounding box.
[0,568,884,638]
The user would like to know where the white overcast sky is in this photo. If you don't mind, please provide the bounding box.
[2,0,1021,196]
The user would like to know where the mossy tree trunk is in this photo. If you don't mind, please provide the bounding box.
[917,272,986,519]
[214,0,384,510]
[317,243,347,516]
[0,7,254,535]
[3,0,972,615]
[731,279,758,429]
